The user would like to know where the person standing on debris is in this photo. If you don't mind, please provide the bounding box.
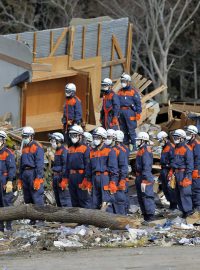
[106,129,128,215]
[185,125,200,211]
[61,83,82,144]
[115,130,130,214]
[0,131,16,232]
[65,125,91,208]
[49,132,71,207]
[86,127,118,212]
[100,78,120,130]
[18,127,44,225]
[157,131,177,211]
[135,132,155,222]
[171,129,194,218]
[118,73,142,151]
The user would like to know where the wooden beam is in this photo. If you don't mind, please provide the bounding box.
[68,26,75,68]
[126,23,133,73]
[131,73,139,80]
[96,23,102,56]
[50,31,54,53]
[136,77,148,89]
[0,53,31,70]
[139,80,152,93]
[112,35,126,69]
[102,58,126,68]
[49,28,68,57]
[133,74,142,86]
[142,85,167,103]
[109,36,115,79]
[33,32,37,61]
[82,26,86,59]
[31,63,52,72]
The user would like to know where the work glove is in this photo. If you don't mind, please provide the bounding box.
[141,183,146,193]
[135,113,141,121]
[59,178,69,190]
[17,179,23,191]
[33,178,44,190]
[180,178,192,188]
[5,181,13,193]
[111,116,119,126]
[67,120,73,126]
[79,178,92,195]
[108,181,118,194]
[118,179,126,191]
[192,170,199,179]
[100,202,110,211]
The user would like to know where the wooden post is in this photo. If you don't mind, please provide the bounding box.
[86,74,91,123]
[126,23,133,74]
[110,36,115,79]
[33,32,37,61]
[96,23,102,56]
[50,31,54,53]
[21,82,27,126]
[68,26,75,68]
[16,34,20,41]
[49,28,68,57]
[82,26,86,59]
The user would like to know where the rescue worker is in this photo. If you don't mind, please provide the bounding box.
[83,132,93,148]
[100,78,120,130]
[18,127,44,225]
[49,132,71,207]
[135,132,155,222]
[171,129,194,218]
[185,125,200,211]
[61,83,82,144]
[115,130,130,214]
[118,73,142,150]
[157,131,177,210]
[0,131,16,232]
[106,129,128,215]
[86,127,118,212]
[65,125,91,208]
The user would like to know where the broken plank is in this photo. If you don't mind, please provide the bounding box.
[142,85,167,103]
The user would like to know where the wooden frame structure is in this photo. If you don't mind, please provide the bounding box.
[13,21,133,133]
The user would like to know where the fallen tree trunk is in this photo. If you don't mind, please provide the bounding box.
[0,204,140,230]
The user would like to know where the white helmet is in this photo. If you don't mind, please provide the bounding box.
[157,131,168,141]
[51,132,64,142]
[22,126,35,136]
[0,131,7,139]
[186,125,198,135]
[136,132,149,141]
[115,130,124,142]
[101,78,113,88]
[65,83,76,97]
[83,132,93,142]
[120,73,131,82]
[93,127,107,139]
[107,129,116,138]
[173,129,186,139]
[69,125,83,135]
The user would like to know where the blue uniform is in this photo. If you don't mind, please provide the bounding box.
[86,144,118,213]
[135,145,155,220]
[62,96,82,129]
[52,145,71,207]
[172,142,194,216]
[113,145,128,215]
[159,141,177,209]
[118,86,142,146]
[187,139,200,210]
[20,141,44,206]
[100,90,120,130]
[66,143,91,208]
[0,146,16,231]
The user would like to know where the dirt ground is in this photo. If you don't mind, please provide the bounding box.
[1,246,200,270]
